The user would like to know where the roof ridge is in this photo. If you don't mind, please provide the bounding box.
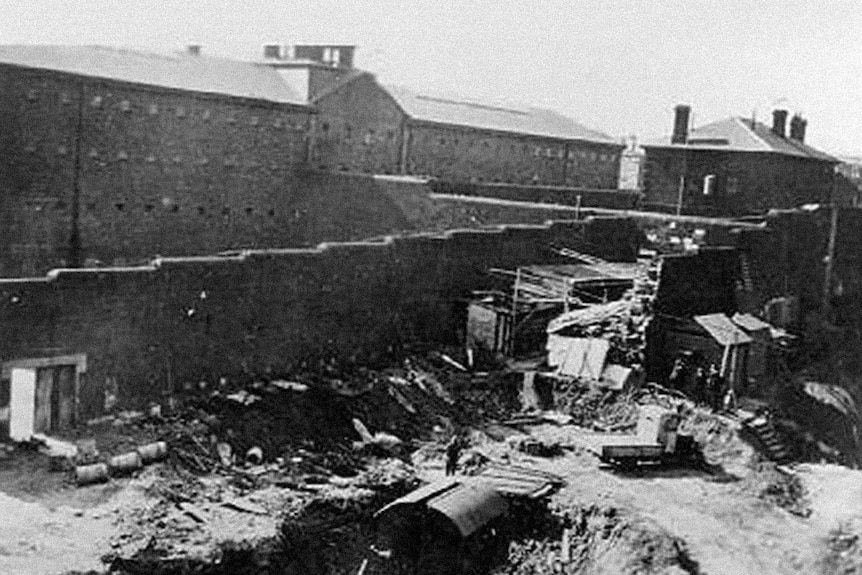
[413,94,528,116]
[732,116,772,151]
[0,44,307,106]
[310,68,371,103]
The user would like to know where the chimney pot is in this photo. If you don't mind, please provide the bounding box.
[186,44,201,56]
[789,114,807,143]
[672,105,691,145]
[772,109,788,138]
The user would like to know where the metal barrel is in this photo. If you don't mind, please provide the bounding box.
[75,463,109,486]
[108,451,143,476]
[136,441,168,464]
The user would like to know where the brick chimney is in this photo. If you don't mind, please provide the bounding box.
[293,45,355,69]
[789,114,807,143]
[772,109,788,138]
[672,105,691,144]
[186,44,201,56]
[263,44,283,59]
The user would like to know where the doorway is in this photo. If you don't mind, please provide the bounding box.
[3,355,86,441]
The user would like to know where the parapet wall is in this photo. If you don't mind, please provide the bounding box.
[0,169,643,276]
[429,179,641,210]
[0,216,640,420]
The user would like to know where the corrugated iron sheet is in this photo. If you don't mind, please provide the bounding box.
[731,312,772,333]
[426,483,508,537]
[693,313,753,346]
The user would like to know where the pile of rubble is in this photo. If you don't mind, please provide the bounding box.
[546,256,659,370]
[49,350,532,573]
[744,462,811,518]
[496,503,698,575]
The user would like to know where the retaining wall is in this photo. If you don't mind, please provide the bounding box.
[0,216,640,420]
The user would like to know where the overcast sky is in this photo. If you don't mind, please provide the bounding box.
[2,0,859,155]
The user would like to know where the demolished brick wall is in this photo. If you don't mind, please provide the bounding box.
[0,217,640,421]
[734,207,862,328]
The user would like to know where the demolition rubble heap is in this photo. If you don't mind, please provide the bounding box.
[547,257,659,430]
[49,350,522,573]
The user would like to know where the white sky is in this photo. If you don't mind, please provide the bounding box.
[1,0,860,155]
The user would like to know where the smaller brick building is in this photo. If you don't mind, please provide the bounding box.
[642,105,839,216]
[306,62,622,188]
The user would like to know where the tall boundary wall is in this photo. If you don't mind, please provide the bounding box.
[0,216,640,421]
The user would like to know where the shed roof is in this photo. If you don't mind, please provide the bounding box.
[644,116,838,162]
[0,45,307,106]
[384,84,618,144]
[731,312,772,332]
[374,479,508,538]
[693,313,753,346]
[425,482,508,537]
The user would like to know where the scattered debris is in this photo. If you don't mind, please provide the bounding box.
[746,462,811,518]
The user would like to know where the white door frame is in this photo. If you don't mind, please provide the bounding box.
[9,367,37,441]
[3,354,87,439]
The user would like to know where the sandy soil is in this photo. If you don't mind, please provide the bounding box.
[0,452,143,575]
[506,423,862,575]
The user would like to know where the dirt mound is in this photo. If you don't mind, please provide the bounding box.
[822,518,862,574]
[744,462,811,518]
[496,504,699,574]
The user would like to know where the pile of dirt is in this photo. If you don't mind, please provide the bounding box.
[103,456,416,575]
[822,518,862,575]
[744,462,811,518]
[552,384,635,431]
[551,381,688,433]
[495,503,699,575]
[678,406,754,470]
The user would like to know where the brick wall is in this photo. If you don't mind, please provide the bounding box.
[735,207,862,326]
[0,67,80,275]
[0,64,312,276]
[0,216,640,420]
[429,180,640,210]
[312,75,622,188]
[407,123,621,188]
[643,147,834,216]
[311,74,405,174]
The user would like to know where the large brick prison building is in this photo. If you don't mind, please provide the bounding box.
[0,45,313,276]
[309,72,623,188]
[0,44,624,277]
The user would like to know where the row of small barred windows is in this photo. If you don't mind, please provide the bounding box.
[18,144,297,170]
[23,89,303,130]
[21,201,279,217]
[106,203,278,218]
[431,136,617,163]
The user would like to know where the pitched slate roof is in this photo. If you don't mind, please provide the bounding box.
[0,45,307,106]
[645,116,838,162]
[385,84,617,144]
[342,83,609,145]
[312,72,617,145]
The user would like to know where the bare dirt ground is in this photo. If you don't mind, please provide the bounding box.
[3,359,862,575]
[0,451,140,575]
[473,420,862,575]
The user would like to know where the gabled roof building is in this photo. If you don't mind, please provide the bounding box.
[642,105,839,216]
[0,44,313,276]
[283,47,623,188]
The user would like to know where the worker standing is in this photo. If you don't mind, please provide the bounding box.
[445,435,462,476]
[707,364,723,411]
